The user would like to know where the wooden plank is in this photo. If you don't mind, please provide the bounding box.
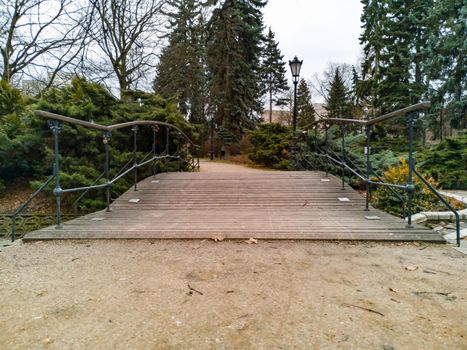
[24,170,443,242]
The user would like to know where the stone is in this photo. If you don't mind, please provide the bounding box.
[406,213,427,224]
[444,228,467,241]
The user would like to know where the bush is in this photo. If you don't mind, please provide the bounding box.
[371,158,464,217]
[248,123,291,169]
[418,135,467,189]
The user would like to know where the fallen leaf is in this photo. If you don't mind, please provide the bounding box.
[405,265,418,271]
[413,242,420,247]
[244,237,258,244]
[211,235,225,242]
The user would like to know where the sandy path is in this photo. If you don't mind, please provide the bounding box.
[199,159,271,173]
[0,239,466,349]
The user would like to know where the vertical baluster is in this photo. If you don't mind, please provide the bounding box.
[132,125,138,191]
[152,126,157,177]
[191,145,195,172]
[341,125,346,190]
[324,125,329,177]
[103,131,112,212]
[365,125,372,211]
[406,113,416,227]
[49,120,63,229]
[166,127,170,173]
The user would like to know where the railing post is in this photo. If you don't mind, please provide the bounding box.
[49,120,63,229]
[191,145,195,172]
[365,125,372,211]
[152,126,157,177]
[132,125,138,191]
[177,138,181,172]
[166,127,170,173]
[11,214,17,242]
[341,125,346,190]
[406,112,416,228]
[324,125,329,177]
[103,131,112,212]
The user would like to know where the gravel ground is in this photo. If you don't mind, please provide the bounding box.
[0,239,466,349]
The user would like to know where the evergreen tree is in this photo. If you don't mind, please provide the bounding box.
[296,79,315,127]
[261,27,288,123]
[153,0,207,123]
[424,0,466,131]
[359,0,432,114]
[206,0,266,143]
[325,68,350,118]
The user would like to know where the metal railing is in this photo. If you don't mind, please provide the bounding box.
[9,110,200,241]
[294,102,461,246]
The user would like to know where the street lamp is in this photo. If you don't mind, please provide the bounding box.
[289,56,303,135]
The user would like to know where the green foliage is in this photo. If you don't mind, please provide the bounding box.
[248,123,291,169]
[207,0,266,143]
[325,68,351,118]
[297,79,316,128]
[418,135,467,189]
[153,0,207,123]
[359,0,466,134]
[1,77,196,213]
[0,81,25,116]
[261,27,288,120]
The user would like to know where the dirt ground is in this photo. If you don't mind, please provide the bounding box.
[0,239,466,350]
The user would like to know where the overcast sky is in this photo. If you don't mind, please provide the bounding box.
[263,0,364,83]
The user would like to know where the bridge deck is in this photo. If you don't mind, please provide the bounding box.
[23,170,444,242]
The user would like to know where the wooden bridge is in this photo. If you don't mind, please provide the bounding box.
[23,162,443,242]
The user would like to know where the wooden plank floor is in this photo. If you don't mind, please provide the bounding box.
[23,170,444,242]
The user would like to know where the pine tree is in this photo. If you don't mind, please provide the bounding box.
[153,0,207,123]
[296,79,315,127]
[261,27,288,123]
[325,68,350,119]
[424,0,466,131]
[206,0,266,143]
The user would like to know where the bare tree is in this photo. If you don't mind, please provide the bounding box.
[88,0,168,99]
[0,0,90,89]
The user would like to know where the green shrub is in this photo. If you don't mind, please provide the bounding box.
[248,123,291,169]
[418,135,467,189]
[371,158,464,217]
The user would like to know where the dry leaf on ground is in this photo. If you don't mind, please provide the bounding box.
[405,265,418,271]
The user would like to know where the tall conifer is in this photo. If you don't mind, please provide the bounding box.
[153,0,207,123]
[206,0,266,143]
[296,79,315,127]
[261,27,288,123]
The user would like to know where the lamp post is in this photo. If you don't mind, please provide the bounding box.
[289,56,303,135]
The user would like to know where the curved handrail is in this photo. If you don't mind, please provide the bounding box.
[301,102,431,130]
[35,110,199,148]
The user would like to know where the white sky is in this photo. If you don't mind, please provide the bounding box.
[263,0,364,83]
